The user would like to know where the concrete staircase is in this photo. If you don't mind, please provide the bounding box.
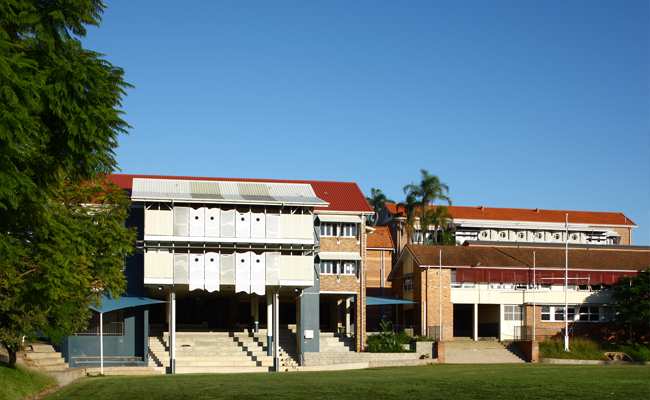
[319,332,356,353]
[22,343,69,371]
[444,338,527,364]
[149,328,300,373]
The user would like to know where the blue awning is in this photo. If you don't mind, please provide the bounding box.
[365,296,417,306]
[89,293,167,313]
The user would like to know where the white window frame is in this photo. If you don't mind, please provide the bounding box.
[320,261,336,275]
[320,223,336,237]
[504,305,523,321]
[403,275,413,292]
[320,260,356,276]
[341,223,357,238]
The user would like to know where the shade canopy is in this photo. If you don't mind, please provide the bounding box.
[365,296,417,306]
[89,293,167,313]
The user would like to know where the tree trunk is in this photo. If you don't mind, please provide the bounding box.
[8,349,17,368]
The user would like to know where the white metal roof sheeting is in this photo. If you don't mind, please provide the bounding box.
[132,178,329,206]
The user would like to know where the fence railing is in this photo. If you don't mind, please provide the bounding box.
[76,322,124,336]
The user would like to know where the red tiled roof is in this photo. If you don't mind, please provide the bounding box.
[107,174,373,213]
[384,203,636,227]
[367,226,394,249]
[405,244,648,271]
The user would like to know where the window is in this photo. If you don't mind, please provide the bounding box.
[499,232,507,238]
[541,306,551,321]
[602,307,613,322]
[578,306,599,322]
[341,261,356,275]
[481,232,488,238]
[403,276,413,292]
[320,260,356,276]
[320,261,335,274]
[504,305,523,321]
[541,306,576,322]
[536,232,543,239]
[518,232,525,239]
[320,223,336,237]
[341,223,356,237]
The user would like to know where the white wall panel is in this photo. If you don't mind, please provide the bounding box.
[204,252,220,292]
[173,254,189,284]
[299,214,313,239]
[144,252,173,279]
[280,255,313,281]
[236,211,251,238]
[266,214,280,239]
[205,208,220,237]
[144,209,173,236]
[173,207,189,237]
[266,252,280,285]
[221,210,236,238]
[251,212,265,239]
[189,254,205,291]
[235,252,251,294]
[221,253,235,285]
[250,252,265,295]
[189,207,205,237]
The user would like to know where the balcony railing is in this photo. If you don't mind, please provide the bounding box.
[76,322,124,336]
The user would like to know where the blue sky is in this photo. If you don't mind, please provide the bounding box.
[83,1,649,245]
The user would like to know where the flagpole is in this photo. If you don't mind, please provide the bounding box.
[564,214,569,351]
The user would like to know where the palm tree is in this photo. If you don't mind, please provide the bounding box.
[428,205,454,244]
[400,192,418,245]
[365,188,395,226]
[403,169,451,242]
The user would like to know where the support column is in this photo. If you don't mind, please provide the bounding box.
[267,292,273,356]
[274,288,280,372]
[143,308,149,366]
[170,286,176,374]
[473,303,478,342]
[345,298,351,336]
[253,297,259,333]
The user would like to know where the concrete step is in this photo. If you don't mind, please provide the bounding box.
[30,357,67,366]
[25,352,65,360]
[86,366,165,376]
[29,344,56,352]
[175,360,273,367]
[37,363,70,371]
[175,355,272,362]
[175,366,271,374]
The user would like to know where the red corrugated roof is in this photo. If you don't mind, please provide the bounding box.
[367,226,394,249]
[384,203,635,227]
[107,174,373,213]
[405,244,648,271]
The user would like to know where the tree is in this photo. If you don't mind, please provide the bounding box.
[403,169,451,243]
[420,205,454,244]
[365,188,395,226]
[0,1,134,367]
[612,268,650,331]
[399,193,418,245]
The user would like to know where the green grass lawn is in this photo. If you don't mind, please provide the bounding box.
[540,338,650,361]
[44,364,649,400]
[0,359,57,400]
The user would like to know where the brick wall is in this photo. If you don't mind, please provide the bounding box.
[366,248,393,331]
[320,237,361,253]
[424,268,454,341]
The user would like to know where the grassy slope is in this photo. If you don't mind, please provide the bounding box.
[45,364,649,400]
[0,360,57,400]
[540,338,650,361]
